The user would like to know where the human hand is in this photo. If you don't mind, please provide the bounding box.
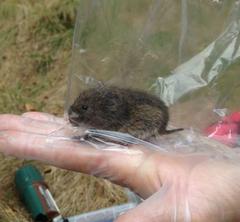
[0,112,240,222]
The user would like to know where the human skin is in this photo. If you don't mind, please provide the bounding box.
[0,112,240,221]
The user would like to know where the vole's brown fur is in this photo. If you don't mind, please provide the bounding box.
[68,86,182,140]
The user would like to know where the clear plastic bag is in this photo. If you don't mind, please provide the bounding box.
[65,0,240,149]
[52,1,240,218]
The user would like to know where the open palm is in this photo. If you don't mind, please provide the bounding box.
[0,112,240,222]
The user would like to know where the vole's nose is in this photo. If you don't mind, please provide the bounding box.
[68,107,80,126]
[68,107,78,118]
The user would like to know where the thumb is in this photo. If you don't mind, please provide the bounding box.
[115,186,183,222]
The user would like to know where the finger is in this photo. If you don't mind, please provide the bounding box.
[22,112,66,124]
[115,181,194,222]
[0,114,66,135]
[0,130,149,192]
[115,190,175,222]
[0,114,168,197]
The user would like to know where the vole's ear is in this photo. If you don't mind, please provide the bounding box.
[106,102,116,111]
[104,92,123,112]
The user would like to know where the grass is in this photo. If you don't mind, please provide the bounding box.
[0,0,74,113]
[0,1,127,221]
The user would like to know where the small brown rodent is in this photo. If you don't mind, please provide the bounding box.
[68,86,183,140]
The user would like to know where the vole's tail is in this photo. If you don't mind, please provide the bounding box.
[165,128,184,134]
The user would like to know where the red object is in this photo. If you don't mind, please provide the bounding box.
[204,112,240,147]
[208,134,238,147]
[224,112,240,123]
[204,122,238,136]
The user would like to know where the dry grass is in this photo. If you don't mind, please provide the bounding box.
[0,1,127,221]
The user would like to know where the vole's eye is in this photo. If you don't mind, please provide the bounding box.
[82,105,88,110]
